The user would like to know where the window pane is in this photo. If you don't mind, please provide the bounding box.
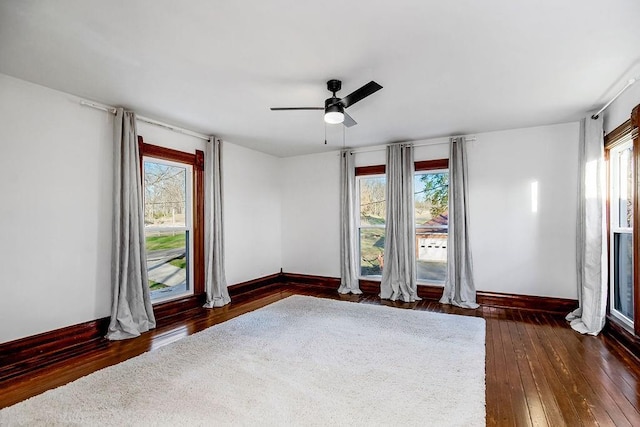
[360,228,385,276]
[359,176,386,226]
[613,232,634,320]
[144,161,187,227]
[415,171,448,283]
[145,230,190,300]
[619,147,632,228]
[143,159,191,301]
[414,172,448,226]
[416,229,447,283]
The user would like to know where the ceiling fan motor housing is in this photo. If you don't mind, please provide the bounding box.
[327,79,342,94]
[325,97,344,113]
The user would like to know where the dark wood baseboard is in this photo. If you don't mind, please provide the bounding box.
[0,316,111,383]
[282,272,340,288]
[287,274,577,314]
[476,290,577,314]
[228,273,283,297]
[357,279,442,300]
[154,293,207,326]
[359,279,443,300]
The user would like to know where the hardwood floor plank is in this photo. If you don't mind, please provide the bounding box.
[512,310,565,426]
[534,313,618,426]
[490,308,517,426]
[485,313,500,426]
[504,309,546,426]
[498,311,533,426]
[519,311,584,425]
[546,314,640,426]
[582,332,640,408]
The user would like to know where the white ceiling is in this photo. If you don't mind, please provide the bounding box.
[1,0,639,157]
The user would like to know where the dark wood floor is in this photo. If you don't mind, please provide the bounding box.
[2,284,640,426]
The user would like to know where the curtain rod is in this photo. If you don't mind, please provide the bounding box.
[350,136,477,154]
[591,77,638,120]
[79,100,211,141]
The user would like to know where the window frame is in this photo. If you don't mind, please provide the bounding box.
[605,106,640,336]
[138,136,205,303]
[608,138,634,329]
[356,169,386,278]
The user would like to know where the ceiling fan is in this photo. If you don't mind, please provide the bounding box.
[270,79,383,127]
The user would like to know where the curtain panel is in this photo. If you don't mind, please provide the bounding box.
[440,137,479,309]
[380,144,419,302]
[566,115,607,335]
[338,150,362,294]
[203,137,231,308]
[107,108,156,340]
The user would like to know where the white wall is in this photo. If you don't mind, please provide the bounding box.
[280,151,341,277]
[280,123,580,299]
[223,142,282,285]
[467,123,579,299]
[0,74,113,343]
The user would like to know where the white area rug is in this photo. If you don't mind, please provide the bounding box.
[0,296,486,426]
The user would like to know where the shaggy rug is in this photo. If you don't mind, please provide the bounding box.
[0,296,486,426]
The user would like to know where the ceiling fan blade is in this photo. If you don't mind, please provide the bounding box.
[340,81,383,109]
[270,107,323,111]
[343,111,357,127]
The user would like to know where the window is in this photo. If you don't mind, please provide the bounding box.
[415,160,449,283]
[605,105,640,336]
[357,171,386,277]
[608,136,634,329]
[356,160,449,284]
[139,137,204,303]
[144,158,192,301]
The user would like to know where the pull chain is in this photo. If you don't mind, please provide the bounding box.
[324,121,327,145]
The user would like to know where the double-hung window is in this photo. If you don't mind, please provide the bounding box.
[605,104,640,336]
[143,157,193,301]
[139,137,205,303]
[356,168,386,277]
[607,129,635,330]
[415,160,449,284]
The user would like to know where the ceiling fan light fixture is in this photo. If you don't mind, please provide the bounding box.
[324,103,344,124]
